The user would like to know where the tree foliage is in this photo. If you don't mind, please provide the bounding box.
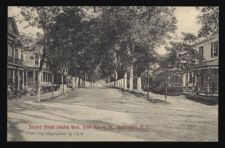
[161,33,205,72]
[19,6,178,82]
[197,7,219,37]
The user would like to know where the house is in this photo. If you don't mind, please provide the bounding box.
[144,68,183,95]
[183,34,219,99]
[23,44,53,91]
[7,17,26,94]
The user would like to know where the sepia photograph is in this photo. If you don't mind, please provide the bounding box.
[7,6,218,141]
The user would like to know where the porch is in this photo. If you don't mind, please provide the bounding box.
[183,62,218,97]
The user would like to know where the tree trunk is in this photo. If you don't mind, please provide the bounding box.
[37,69,42,103]
[75,77,78,88]
[124,72,127,90]
[186,70,189,94]
[51,73,54,96]
[108,76,110,87]
[137,77,142,92]
[72,77,76,89]
[61,73,64,95]
[114,71,118,87]
[84,73,86,87]
[36,54,44,103]
[129,65,133,91]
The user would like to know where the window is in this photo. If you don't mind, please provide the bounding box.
[43,72,46,82]
[8,43,13,57]
[15,49,18,59]
[21,53,23,61]
[199,46,203,57]
[7,69,13,84]
[35,71,38,81]
[211,41,219,58]
[189,73,192,83]
[35,55,39,65]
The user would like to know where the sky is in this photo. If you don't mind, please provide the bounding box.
[8,6,202,55]
[155,7,201,54]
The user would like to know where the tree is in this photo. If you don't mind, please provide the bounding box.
[181,32,198,44]
[197,7,219,38]
[99,6,177,89]
[48,7,103,87]
[159,32,206,101]
[19,6,63,102]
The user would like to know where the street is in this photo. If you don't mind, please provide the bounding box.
[7,87,218,141]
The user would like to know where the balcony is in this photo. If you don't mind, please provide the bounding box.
[193,59,218,69]
[7,56,24,65]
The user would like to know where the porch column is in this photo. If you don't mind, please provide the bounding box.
[17,70,20,90]
[25,71,27,86]
[192,71,195,93]
[22,70,25,89]
[12,69,15,84]
[182,73,186,90]
[207,68,210,95]
[137,77,142,92]
[124,73,127,90]
[46,73,48,84]
[197,70,201,92]
[195,71,198,85]
[129,65,133,91]
[186,71,189,93]
[33,70,36,88]
[41,72,43,85]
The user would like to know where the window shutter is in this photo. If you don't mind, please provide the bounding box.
[211,42,214,58]
[215,41,219,57]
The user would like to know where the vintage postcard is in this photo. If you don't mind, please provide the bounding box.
[7,6,218,141]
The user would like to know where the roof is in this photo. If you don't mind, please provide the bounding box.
[8,17,20,37]
[192,34,219,47]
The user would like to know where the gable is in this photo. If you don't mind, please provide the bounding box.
[8,17,20,36]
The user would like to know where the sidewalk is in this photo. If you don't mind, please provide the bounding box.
[8,87,72,104]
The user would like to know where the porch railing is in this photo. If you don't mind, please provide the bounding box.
[7,56,23,65]
[195,59,218,67]
[15,58,23,65]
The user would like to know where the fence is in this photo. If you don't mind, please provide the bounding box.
[106,74,183,96]
[107,76,144,93]
[39,84,71,100]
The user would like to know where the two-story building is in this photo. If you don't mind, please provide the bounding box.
[7,17,26,93]
[183,34,219,99]
[23,44,53,91]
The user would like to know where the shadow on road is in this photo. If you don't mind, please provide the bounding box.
[145,98,168,104]
[117,88,168,104]
[7,120,25,141]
